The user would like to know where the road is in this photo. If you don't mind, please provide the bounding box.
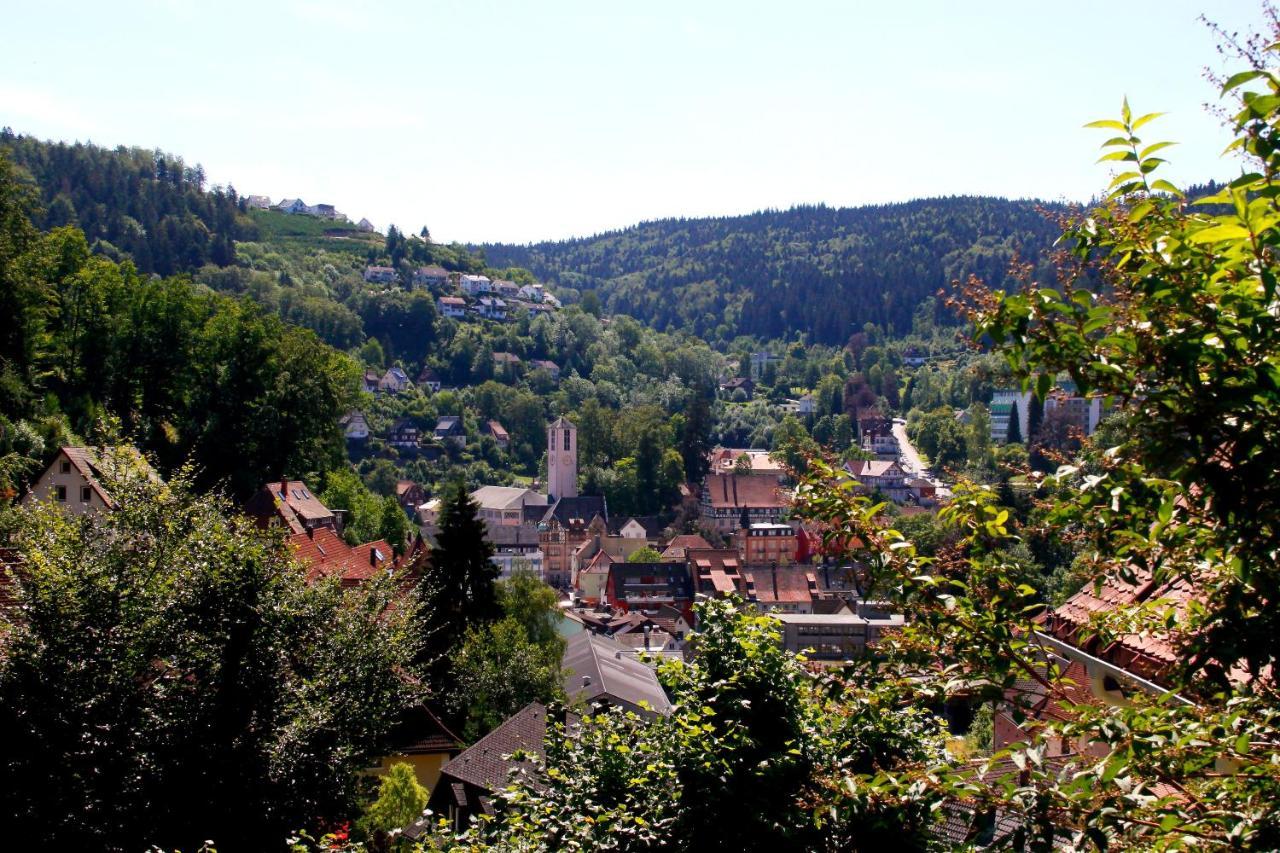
[891,418,951,497]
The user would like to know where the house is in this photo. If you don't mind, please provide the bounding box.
[475,297,508,321]
[735,522,800,568]
[356,217,376,232]
[518,283,547,302]
[362,368,381,394]
[433,416,466,447]
[395,480,427,515]
[772,604,906,661]
[492,351,521,373]
[574,549,615,605]
[720,376,755,400]
[23,446,157,518]
[274,198,308,214]
[903,347,928,367]
[490,279,521,298]
[458,274,492,296]
[1043,388,1105,437]
[412,265,450,289]
[388,417,421,449]
[378,366,414,394]
[483,420,510,451]
[784,394,817,416]
[364,265,398,284]
[742,567,821,613]
[470,485,548,527]
[307,203,339,219]
[561,631,673,716]
[699,473,789,533]
[244,194,272,209]
[538,497,609,588]
[416,365,442,393]
[659,533,713,562]
[425,703,575,832]
[287,525,396,587]
[610,516,662,541]
[369,705,464,795]
[844,459,910,503]
[339,410,370,442]
[749,351,781,379]
[484,522,544,579]
[861,428,899,458]
[437,296,467,319]
[605,561,695,622]
[525,302,554,319]
[530,359,561,381]
[244,478,336,534]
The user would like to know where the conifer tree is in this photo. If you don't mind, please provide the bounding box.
[416,480,499,679]
[1005,400,1022,444]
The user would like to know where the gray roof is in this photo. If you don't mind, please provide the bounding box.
[561,632,672,716]
[541,495,608,526]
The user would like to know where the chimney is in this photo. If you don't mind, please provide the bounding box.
[279,477,289,499]
[771,561,778,600]
[370,548,378,566]
[582,675,592,687]
[644,624,651,650]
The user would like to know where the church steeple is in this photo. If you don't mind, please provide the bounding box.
[547,416,578,500]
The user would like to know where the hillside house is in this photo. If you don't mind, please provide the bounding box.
[356,218,375,232]
[244,478,336,534]
[476,297,508,321]
[720,376,755,400]
[437,296,467,319]
[483,420,510,451]
[416,365,442,392]
[378,366,413,394]
[749,351,781,379]
[491,279,521,298]
[492,352,521,373]
[363,265,398,284]
[412,265,450,289]
[244,194,272,209]
[517,283,546,302]
[339,410,369,442]
[700,473,789,533]
[530,359,560,381]
[395,480,427,515]
[433,416,466,447]
[362,368,381,393]
[388,417,421,449]
[274,198,308,214]
[845,459,910,503]
[307,203,340,219]
[23,446,157,518]
[459,274,492,296]
[606,561,695,622]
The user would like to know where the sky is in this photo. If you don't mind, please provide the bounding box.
[0,0,1268,244]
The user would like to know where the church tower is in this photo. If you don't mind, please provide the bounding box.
[547,416,578,500]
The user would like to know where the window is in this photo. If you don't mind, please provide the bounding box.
[563,430,571,451]
[60,460,71,474]
[81,486,92,503]
[55,485,67,502]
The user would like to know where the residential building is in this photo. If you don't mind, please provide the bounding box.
[388,417,421,449]
[458,274,492,296]
[490,279,521,298]
[574,549,614,605]
[610,515,662,541]
[990,390,1033,444]
[433,416,466,447]
[470,485,548,527]
[492,351,521,374]
[477,297,508,321]
[23,446,156,517]
[784,394,817,416]
[659,533,713,562]
[735,522,799,568]
[274,198,308,214]
[244,194,272,209]
[699,473,788,533]
[561,632,673,716]
[378,365,413,394]
[772,604,906,661]
[416,365,442,392]
[719,376,755,400]
[547,416,578,500]
[244,478,336,534]
[340,410,370,442]
[518,282,547,302]
[480,420,510,451]
[844,459,910,503]
[530,359,561,380]
[288,525,396,587]
[1044,389,1105,437]
[425,703,575,832]
[411,265,450,289]
[363,265,398,284]
[307,203,340,219]
[362,368,381,394]
[437,296,467,319]
[860,428,899,458]
[356,218,375,232]
[749,351,780,379]
[605,561,695,621]
[708,448,784,476]
[368,706,463,796]
[395,480,427,515]
[485,522,544,580]
[539,505,607,589]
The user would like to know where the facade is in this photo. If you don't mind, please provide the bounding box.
[378,366,413,393]
[605,561,694,620]
[540,514,606,589]
[23,446,152,517]
[485,522,544,580]
[990,390,1033,444]
[699,473,788,533]
[433,416,466,447]
[363,265,398,284]
[772,605,906,661]
[340,410,369,441]
[1044,390,1104,437]
[244,478,336,534]
[395,480,427,515]
[547,416,578,500]
[530,359,561,380]
[437,296,468,319]
[416,366,442,392]
[735,522,799,568]
[749,351,781,379]
[458,274,492,296]
[388,417,421,449]
[411,265,450,289]
[844,459,910,503]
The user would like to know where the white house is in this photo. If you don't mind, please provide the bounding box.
[364,265,398,284]
[459,274,492,296]
[438,296,467,319]
[378,366,413,394]
[274,198,308,214]
[24,447,156,518]
[340,410,370,441]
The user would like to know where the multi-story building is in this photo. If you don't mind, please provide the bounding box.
[990,390,1033,444]
[735,522,799,568]
[699,473,788,533]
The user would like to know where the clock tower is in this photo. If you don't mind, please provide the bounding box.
[547,416,578,500]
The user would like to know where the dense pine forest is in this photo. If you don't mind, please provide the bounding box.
[481,199,1068,344]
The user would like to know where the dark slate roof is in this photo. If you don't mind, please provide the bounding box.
[435,702,572,795]
[607,515,663,538]
[561,632,672,716]
[541,495,608,526]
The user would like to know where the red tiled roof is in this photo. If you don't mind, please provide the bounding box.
[660,534,712,562]
[288,527,395,586]
[704,474,787,510]
[743,568,819,604]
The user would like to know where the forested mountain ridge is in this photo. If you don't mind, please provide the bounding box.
[480,198,1069,344]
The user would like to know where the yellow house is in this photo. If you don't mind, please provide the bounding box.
[369,706,464,794]
[23,446,156,517]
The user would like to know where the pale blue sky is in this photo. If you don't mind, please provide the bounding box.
[0,0,1266,243]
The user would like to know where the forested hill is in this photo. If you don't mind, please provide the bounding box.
[480,198,1069,344]
[0,129,252,275]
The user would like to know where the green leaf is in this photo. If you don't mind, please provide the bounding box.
[1138,141,1176,159]
[1222,69,1265,92]
[1131,111,1166,130]
[1188,223,1251,244]
[1097,151,1138,163]
[1084,119,1128,131]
